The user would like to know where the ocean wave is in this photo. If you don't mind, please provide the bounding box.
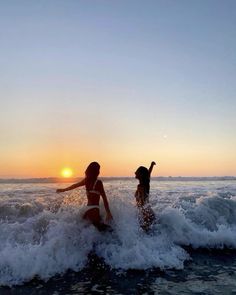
[0,181,236,286]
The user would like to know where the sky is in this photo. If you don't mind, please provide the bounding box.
[0,0,236,178]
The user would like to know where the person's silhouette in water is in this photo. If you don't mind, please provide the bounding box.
[56,162,113,232]
[135,161,156,232]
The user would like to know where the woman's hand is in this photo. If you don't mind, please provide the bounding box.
[56,188,65,193]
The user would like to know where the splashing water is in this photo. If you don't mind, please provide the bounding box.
[0,180,236,286]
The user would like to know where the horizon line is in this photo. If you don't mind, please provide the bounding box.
[0,176,236,184]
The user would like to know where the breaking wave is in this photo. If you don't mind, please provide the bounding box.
[0,180,236,286]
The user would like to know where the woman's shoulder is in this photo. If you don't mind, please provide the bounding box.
[96,179,103,186]
[95,179,104,192]
[97,178,102,182]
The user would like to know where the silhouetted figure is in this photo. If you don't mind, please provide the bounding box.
[135,161,156,232]
[56,162,113,232]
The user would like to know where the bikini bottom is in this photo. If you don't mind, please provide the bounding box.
[83,206,112,232]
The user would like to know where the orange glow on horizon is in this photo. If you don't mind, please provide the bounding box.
[0,144,235,178]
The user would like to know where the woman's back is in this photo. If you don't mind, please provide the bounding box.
[85,178,101,206]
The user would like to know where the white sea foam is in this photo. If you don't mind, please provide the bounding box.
[0,180,236,286]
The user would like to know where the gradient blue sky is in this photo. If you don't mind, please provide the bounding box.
[0,1,236,177]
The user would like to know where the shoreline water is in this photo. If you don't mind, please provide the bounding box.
[1,249,236,294]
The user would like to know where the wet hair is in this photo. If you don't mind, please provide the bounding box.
[85,162,100,180]
[135,166,150,194]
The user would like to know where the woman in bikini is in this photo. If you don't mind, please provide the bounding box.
[135,161,156,232]
[56,162,113,231]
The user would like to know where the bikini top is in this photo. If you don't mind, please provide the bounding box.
[86,179,100,196]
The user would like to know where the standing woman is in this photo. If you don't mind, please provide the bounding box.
[135,161,156,231]
[56,162,113,232]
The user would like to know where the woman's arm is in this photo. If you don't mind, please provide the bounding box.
[56,179,85,193]
[148,161,156,176]
[99,181,113,222]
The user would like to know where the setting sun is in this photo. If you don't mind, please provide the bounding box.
[61,168,73,178]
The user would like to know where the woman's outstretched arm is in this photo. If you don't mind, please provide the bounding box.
[56,179,85,193]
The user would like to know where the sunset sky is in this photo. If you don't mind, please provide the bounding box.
[1,1,236,178]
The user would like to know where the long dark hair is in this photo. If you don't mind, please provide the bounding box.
[135,166,150,194]
[85,162,100,189]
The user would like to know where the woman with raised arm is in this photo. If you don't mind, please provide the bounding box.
[135,161,156,231]
[56,162,113,232]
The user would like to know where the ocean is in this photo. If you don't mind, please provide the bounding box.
[0,178,236,294]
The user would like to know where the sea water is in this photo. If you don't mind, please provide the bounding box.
[0,179,236,294]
